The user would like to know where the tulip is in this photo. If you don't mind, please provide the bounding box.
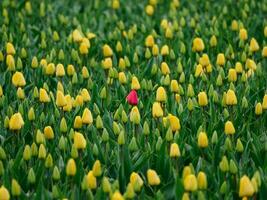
[87,171,97,189]
[130,172,144,192]
[102,44,113,57]
[239,175,255,197]
[216,53,226,66]
[197,172,207,189]
[152,102,163,118]
[0,186,10,200]
[168,114,181,132]
[56,91,67,107]
[249,38,259,52]
[118,72,127,84]
[72,29,83,42]
[239,28,248,40]
[9,112,24,131]
[6,42,15,55]
[44,126,54,139]
[12,72,26,87]
[66,158,76,176]
[192,37,205,52]
[145,35,154,47]
[126,90,138,105]
[170,143,180,158]
[73,132,86,150]
[39,88,50,102]
[198,91,208,106]
[131,76,140,90]
[6,55,15,71]
[184,174,198,192]
[130,106,140,124]
[161,45,169,56]
[262,46,267,57]
[156,86,167,102]
[262,94,267,109]
[147,169,160,186]
[102,58,112,69]
[82,108,93,124]
[225,121,235,135]
[111,191,124,200]
[228,69,237,82]
[145,5,154,16]
[11,179,21,197]
[45,63,56,75]
[255,103,262,115]
[56,63,65,77]
[92,160,102,177]
[226,89,237,105]
[161,62,170,75]
[198,132,208,148]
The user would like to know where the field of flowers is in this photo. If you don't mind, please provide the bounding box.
[0,0,267,199]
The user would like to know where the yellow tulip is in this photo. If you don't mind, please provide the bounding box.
[39,88,50,103]
[45,63,56,75]
[168,114,181,132]
[72,29,83,42]
[87,171,97,189]
[131,76,140,90]
[130,106,140,124]
[228,69,237,82]
[216,53,225,66]
[12,72,26,87]
[226,89,237,105]
[102,58,112,69]
[6,42,16,55]
[184,174,198,192]
[197,171,207,190]
[170,143,180,158]
[92,160,102,177]
[255,103,262,115]
[111,191,124,200]
[66,158,76,176]
[239,28,248,40]
[145,35,154,47]
[239,175,255,197]
[198,91,208,107]
[56,91,67,107]
[198,132,208,148]
[224,121,235,135]
[102,44,113,57]
[56,63,65,77]
[145,5,154,16]
[262,94,267,109]
[0,186,10,200]
[82,108,93,124]
[44,126,54,140]
[249,38,259,52]
[192,37,205,52]
[156,86,167,102]
[147,169,160,186]
[73,132,86,150]
[9,113,24,131]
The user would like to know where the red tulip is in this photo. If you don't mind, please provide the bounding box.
[127,90,138,105]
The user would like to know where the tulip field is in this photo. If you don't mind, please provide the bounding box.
[1,0,267,199]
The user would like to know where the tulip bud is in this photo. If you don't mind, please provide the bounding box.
[184,174,198,192]
[118,131,125,145]
[152,102,163,118]
[147,169,160,186]
[102,177,111,193]
[229,159,238,174]
[197,172,207,189]
[219,156,229,172]
[224,121,235,135]
[28,168,36,184]
[92,160,102,177]
[198,92,208,106]
[87,171,97,189]
[236,138,244,152]
[170,143,180,158]
[11,179,21,196]
[198,132,208,148]
[38,144,47,159]
[66,158,76,176]
[255,102,262,115]
[239,175,255,197]
[130,106,140,124]
[23,145,32,161]
[0,186,10,200]
[45,154,53,168]
[192,37,205,52]
[73,132,86,150]
[52,166,61,181]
